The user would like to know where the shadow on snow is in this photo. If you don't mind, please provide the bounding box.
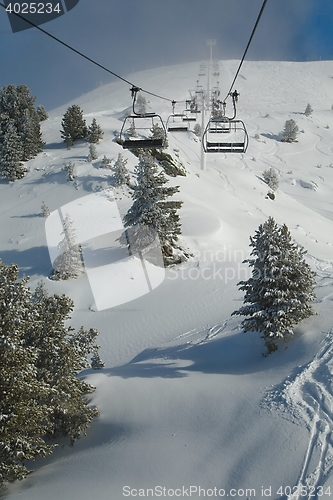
[0,246,51,277]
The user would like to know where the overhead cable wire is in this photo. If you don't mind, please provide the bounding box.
[224,0,269,101]
[0,2,174,103]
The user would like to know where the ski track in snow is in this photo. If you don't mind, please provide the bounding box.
[308,255,333,301]
[172,320,230,346]
[262,332,333,499]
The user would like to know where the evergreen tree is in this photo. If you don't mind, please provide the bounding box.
[150,122,167,148]
[91,352,105,370]
[304,103,313,117]
[0,85,18,136]
[121,153,183,261]
[87,118,103,143]
[232,217,316,352]
[32,280,49,302]
[0,84,38,133]
[60,105,87,147]
[128,119,138,138]
[51,214,84,280]
[0,261,53,484]
[0,121,26,181]
[262,167,279,191]
[100,155,112,169]
[41,201,50,218]
[193,123,202,138]
[37,105,48,122]
[136,93,147,115]
[28,295,99,443]
[0,84,44,180]
[63,161,76,181]
[87,143,98,162]
[17,109,44,161]
[281,119,299,143]
[70,326,104,371]
[113,153,130,186]
[0,261,102,486]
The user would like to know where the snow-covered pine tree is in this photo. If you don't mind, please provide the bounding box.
[128,119,138,138]
[0,84,44,174]
[121,153,183,262]
[63,161,76,181]
[100,155,112,169]
[17,111,35,162]
[0,261,102,486]
[232,217,316,353]
[304,103,313,117]
[113,152,130,186]
[262,167,279,191]
[0,84,39,134]
[18,109,44,161]
[87,143,98,162]
[0,261,53,485]
[32,280,49,302]
[0,121,27,181]
[87,118,104,143]
[51,214,84,280]
[41,201,50,217]
[28,295,100,443]
[70,326,105,371]
[193,123,202,138]
[60,105,87,147]
[37,105,48,122]
[150,122,167,148]
[91,352,105,370]
[136,93,147,115]
[281,118,299,143]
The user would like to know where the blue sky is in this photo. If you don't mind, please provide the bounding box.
[1,0,333,110]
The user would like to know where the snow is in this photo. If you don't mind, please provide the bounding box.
[45,191,165,310]
[2,59,333,499]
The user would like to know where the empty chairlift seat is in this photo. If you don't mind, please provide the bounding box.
[166,113,189,132]
[203,118,249,154]
[208,116,231,133]
[183,100,200,122]
[119,113,167,150]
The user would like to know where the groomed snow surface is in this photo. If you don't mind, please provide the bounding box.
[2,60,333,499]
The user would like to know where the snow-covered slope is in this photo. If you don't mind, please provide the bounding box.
[2,60,333,500]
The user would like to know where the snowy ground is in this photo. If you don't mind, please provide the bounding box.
[2,60,333,499]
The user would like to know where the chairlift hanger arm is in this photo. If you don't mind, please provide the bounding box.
[131,87,156,117]
[226,91,238,120]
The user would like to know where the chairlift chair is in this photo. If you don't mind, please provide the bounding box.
[199,63,206,76]
[202,88,249,153]
[209,116,231,134]
[166,113,189,132]
[182,112,197,123]
[119,114,167,149]
[182,99,200,122]
[166,101,189,132]
[203,118,249,153]
[118,86,167,150]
